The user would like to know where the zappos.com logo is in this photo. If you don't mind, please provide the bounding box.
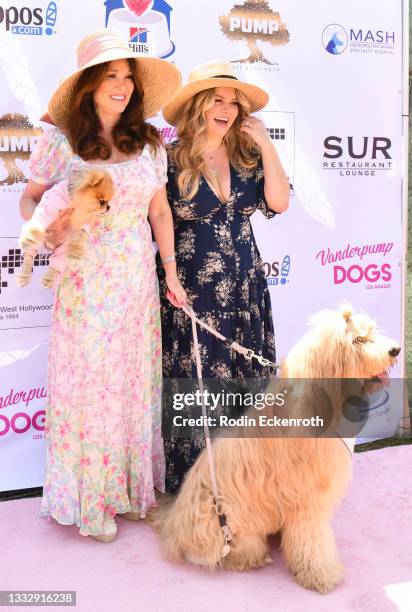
[262,254,291,287]
[323,23,395,56]
[0,2,57,36]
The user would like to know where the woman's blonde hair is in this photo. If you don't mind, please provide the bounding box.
[170,88,261,201]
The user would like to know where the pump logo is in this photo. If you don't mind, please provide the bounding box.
[219,0,289,68]
[263,255,291,286]
[105,0,175,58]
[0,113,43,188]
[0,2,57,36]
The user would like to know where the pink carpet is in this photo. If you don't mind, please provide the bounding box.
[1,446,411,612]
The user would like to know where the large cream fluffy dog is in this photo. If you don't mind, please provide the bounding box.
[151,306,400,593]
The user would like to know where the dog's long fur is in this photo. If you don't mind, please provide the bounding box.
[18,169,113,288]
[150,305,400,593]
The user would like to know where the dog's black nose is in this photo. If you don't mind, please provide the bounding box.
[389,347,401,357]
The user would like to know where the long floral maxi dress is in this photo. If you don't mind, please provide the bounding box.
[30,129,166,536]
[158,143,278,493]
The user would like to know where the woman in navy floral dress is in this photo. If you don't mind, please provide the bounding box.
[157,61,290,492]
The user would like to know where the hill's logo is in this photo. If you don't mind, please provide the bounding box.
[0,114,42,187]
[105,0,175,58]
[219,0,289,66]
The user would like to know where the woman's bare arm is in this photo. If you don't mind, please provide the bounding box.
[19,179,53,220]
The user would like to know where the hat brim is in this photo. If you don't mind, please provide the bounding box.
[162,78,269,126]
[48,51,181,127]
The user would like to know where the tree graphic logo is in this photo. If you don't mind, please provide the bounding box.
[219,0,289,65]
[0,114,42,186]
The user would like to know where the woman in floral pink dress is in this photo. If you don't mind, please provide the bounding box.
[20,30,186,542]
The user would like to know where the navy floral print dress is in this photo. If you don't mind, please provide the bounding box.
[158,142,278,492]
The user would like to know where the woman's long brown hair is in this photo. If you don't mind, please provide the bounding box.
[66,59,161,160]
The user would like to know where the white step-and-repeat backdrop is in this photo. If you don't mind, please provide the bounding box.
[0,0,406,490]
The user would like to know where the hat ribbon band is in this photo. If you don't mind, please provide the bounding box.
[211,74,238,80]
[78,42,132,69]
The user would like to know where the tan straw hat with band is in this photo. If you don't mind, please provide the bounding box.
[47,29,182,127]
[162,60,269,126]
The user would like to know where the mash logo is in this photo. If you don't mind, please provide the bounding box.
[105,0,175,58]
[219,0,289,65]
[323,23,395,56]
[316,241,394,290]
[0,114,42,187]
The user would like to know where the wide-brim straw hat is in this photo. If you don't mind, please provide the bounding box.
[47,29,182,127]
[163,60,269,126]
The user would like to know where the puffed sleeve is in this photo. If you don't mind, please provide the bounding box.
[255,158,279,219]
[153,144,168,190]
[29,128,73,185]
[25,179,70,231]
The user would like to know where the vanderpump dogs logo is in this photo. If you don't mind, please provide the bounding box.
[105,0,175,58]
[316,241,393,290]
[262,254,291,286]
[0,385,46,436]
[219,0,289,68]
[0,1,57,36]
[322,24,395,56]
[0,114,43,189]
[322,136,392,178]
[156,123,177,144]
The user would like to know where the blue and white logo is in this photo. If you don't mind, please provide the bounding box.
[0,2,57,36]
[264,255,291,287]
[322,24,348,55]
[323,23,396,56]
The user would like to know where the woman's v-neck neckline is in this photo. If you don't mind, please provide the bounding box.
[202,162,234,205]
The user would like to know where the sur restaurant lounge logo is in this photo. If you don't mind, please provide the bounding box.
[219,0,289,65]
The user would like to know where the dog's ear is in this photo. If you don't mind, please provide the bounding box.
[86,170,106,188]
[340,303,353,323]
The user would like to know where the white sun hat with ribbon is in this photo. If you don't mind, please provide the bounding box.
[46,29,181,127]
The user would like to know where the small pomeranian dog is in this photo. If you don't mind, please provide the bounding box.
[18,169,113,288]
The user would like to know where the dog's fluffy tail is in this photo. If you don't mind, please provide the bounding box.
[145,492,176,530]
[146,453,226,569]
